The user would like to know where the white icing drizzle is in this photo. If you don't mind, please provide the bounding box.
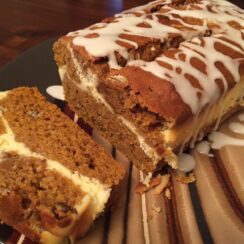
[71,12,182,69]
[69,0,243,117]
[69,0,240,69]
[196,141,213,156]
[208,111,244,149]
[208,131,244,149]
[228,122,244,135]
[178,153,196,172]
[183,110,244,170]
[194,111,244,157]
[0,116,110,218]
[46,85,65,101]
[130,32,241,114]
[131,0,243,115]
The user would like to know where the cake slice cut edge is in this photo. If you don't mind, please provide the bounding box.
[0,87,124,243]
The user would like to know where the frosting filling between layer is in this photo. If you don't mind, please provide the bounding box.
[0,112,111,220]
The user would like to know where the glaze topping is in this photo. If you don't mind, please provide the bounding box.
[69,0,244,121]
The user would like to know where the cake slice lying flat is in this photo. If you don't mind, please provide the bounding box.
[53,0,244,172]
[0,88,124,243]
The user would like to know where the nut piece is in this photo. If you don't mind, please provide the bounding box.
[135,176,162,194]
[153,174,170,195]
[53,202,73,220]
[26,109,42,118]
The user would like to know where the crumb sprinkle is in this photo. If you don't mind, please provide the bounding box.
[176,172,196,184]
[153,174,170,195]
[136,173,171,196]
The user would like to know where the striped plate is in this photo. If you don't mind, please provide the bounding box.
[1,102,243,244]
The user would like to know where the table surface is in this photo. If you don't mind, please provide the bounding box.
[0,0,243,67]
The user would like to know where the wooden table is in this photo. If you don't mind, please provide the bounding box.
[0,0,243,67]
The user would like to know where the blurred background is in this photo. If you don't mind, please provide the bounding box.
[0,0,243,67]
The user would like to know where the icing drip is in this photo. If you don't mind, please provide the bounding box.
[178,153,196,172]
[208,131,244,149]
[229,122,244,135]
[70,0,237,69]
[196,141,213,156]
[196,111,244,152]
[46,85,65,101]
[183,111,244,170]
[208,111,244,149]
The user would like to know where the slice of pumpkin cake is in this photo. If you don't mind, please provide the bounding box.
[0,87,124,243]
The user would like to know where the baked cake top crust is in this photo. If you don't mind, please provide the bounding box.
[58,0,244,126]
